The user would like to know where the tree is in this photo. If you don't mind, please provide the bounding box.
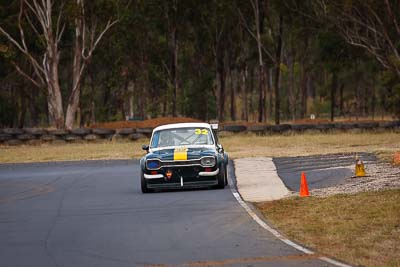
[0,0,65,127]
[65,0,118,129]
[314,0,400,79]
[238,0,269,123]
[165,0,179,117]
[0,0,118,129]
[1,0,399,126]
[238,0,285,124]
[273,13,283,124]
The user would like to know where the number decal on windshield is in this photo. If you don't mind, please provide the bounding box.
[195,129,208,135]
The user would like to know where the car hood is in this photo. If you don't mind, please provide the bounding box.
[147,146,216,161]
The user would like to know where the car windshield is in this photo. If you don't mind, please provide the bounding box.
[151,127,214,148]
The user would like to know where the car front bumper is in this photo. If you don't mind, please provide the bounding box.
[144,168,220,189]
[147,180,218,189]
[144,168,219,179]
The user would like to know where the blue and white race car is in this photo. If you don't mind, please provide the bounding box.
[140,123,228,193]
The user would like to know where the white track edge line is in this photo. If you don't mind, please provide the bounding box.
[229,175,352,267]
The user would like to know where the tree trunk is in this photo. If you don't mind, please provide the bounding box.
[65,35,82,129]
[249,67,254,120]
[167,0,179,117]
[121,78,130,119]
[355,82,359,121]
[274,15,283,125]
[330,71,337,122]
[241,64,248,121]
[339,82,344,117]
[363,86,368,116]
[44,20,64,129]
[252,0,265,123]
[230,69,236,121]
[288,49,296,121]
[65,95,80,129]
[65,4,84,129]
[218,69,226,122]
[29,87,39,126]
[371,84,376,120]
[162,98,167,117]
[217,48,226,122]
[171,21,178,117]
[268,68,273,120]
[88,70,96,125]
[380,88,385,120]
[258,65,265,122]
[65,0,116,128]
[47,85,64,129]
[300,67,309,119]
[238,20,248,122]
[47,44,64,128]
[65,82,81,129]
[17,88,26,128]
[128,81,134,118]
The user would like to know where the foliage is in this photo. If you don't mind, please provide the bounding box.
[0,0,399,128]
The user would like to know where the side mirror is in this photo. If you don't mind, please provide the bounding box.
[142,145,149,152]
[217,144,224,153]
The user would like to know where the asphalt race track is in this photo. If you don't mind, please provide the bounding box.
[274,152,376,192]
[0,160,335,267]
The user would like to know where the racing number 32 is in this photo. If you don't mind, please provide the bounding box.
[195,129,208,135]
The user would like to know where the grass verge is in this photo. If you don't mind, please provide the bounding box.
[0,140,148,163]
[221,132,400,158]
[254,190,400,267]
[0,132,399,163]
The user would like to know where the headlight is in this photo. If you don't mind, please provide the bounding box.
[201,156,216,167]
[146,159,161,170]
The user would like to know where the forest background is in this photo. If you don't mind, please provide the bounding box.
[1,0,400,129]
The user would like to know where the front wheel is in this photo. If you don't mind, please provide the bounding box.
[141,171,153,193]
[224,165,228,186]
[216,166,226,189]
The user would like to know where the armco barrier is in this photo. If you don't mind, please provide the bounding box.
[0,127,153,145]
[221,121,400,135]
[0,121,399,145]
[135,127,153,136]
[223,125,247,132]
[70,128,91,135]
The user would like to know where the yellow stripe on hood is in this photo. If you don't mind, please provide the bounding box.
[174,147,188,161]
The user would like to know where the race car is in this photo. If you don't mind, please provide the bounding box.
[140,122,228,193]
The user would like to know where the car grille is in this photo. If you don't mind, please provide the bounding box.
[160,159,202,168]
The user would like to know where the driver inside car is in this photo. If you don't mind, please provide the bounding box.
[159,133,175,147]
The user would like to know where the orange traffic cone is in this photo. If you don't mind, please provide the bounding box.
[300,172,310,197]
[393,151,400,165]
[355,154,366,177]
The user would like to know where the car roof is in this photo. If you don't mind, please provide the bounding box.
[153,122,211,132]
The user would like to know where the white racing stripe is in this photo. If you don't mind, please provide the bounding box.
[229,170,352,267]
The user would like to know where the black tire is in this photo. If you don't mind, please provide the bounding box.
[141,171,152,193]
[223,125,247,133]
[216,166,225,189]
[224,165,228,186]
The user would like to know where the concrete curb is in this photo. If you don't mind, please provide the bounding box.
[234,157,290,202]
